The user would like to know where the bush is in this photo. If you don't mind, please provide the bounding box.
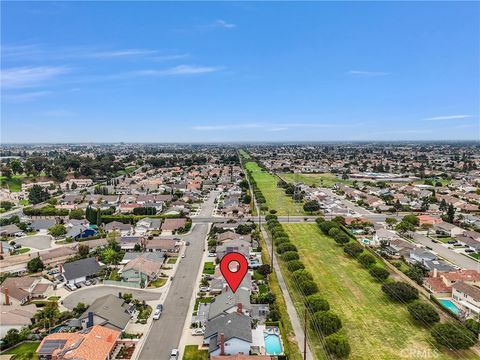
[328,227,341,238]
[287,260,305,272]
[292,269,313,283]
[407,301,440,325]
[276,243,297,254]
[324,333,351,358]
[381,282,419,303]
[257,264,272,276]
[343,242,364,257]
[311,311,342,336]
[334,232,350,245]
[319,221,338,235]
[358,253,376,268]
[465,319,480,336]
[306,294,330,313]
[27,257,44,273]
[431,323,477,350]
[282,251,300,262]
[369,266,390,281]
[274,237,290,246]
[298,280,318,296]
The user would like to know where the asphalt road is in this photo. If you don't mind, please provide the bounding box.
[138,192,217,360]
[412,232,480,271]
[63,285,160,309]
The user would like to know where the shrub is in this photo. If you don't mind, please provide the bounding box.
[274,237,290,246]
[328,227,341,238]
[27,257,44,273]
[369,266,390,281]
[282,251,300,262]
[292,269,313,283]
[334,232,350,245]
[257,264,272,276]
[298,280,318,296]
[319,221,338,235]
[381,282,419,303]
[311,311,342,336]
[276,243,297,254]
[343,242,364,257]
[358,253,376,268]
[405,264,425,285]
[324,333,351,358]
[431,323,477,350]
[306,294,330,313]
[287,260,305,272]
[407,301,440,325]
[465,319,480,336]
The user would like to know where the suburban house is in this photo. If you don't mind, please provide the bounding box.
[204,312,253,357]
[66,225,98,241]
[62,257,101,285]
[216,239,251,260]
[452,282,480,318]
[218,232,252,244]
[79,294,133,332]
[408,249,437,265]
[145,238,180,254]
[433,222,464,237]
[119,236,144,251]
[121,251,165,265]
[208,288,251,320]
[40,247,77,267]
[211,356,271,360]
[0,224,22,237]
[372,228,400,246]
[36,325,120,360]
[0,304,37,338]
[104,221,133,236]
[30,219,57,233]
[120,256,162,287]
[161,218,186,235]
[424,270,480,297]
[135,218,161,235]
[1,276,52,305]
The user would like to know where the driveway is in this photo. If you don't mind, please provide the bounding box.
[62,285,161,309]
[14,235,52,250]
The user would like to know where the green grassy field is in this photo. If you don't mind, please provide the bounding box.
[244,161,305,216]
[280,173,352,188]
[3,341,40,358]
[0,175,24,192]
[281,223,475,360]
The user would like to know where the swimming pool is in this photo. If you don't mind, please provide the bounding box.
[264,334,282,355]
[439,299,461,315]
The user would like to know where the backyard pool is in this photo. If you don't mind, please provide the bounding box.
[439,299,461,315]
[264,334,282,355]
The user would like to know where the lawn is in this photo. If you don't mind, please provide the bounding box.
[4,341,40,357]
[281,223,476,360]
[0,175,24,192]
[182,345,208,360]
[280,173,352,188]
[147,277,167,288]
[167,257,178,264]
[11,247,30,255]
[203,262,215,275]
[244,161,305,216]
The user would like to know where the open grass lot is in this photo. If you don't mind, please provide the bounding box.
[0,175,24,192]
[182,345,208,360]
[245,161,305,216]
[280,172,352,188]
[3,341,40,358]
[282,223,476,360]
[203,262,215,275]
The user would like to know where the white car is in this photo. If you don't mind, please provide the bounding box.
[199,286,210,292]
[65,283,77,291]
[153,309,162,320]
[169,349,179,360]
[192,328,205,336]
[181,253,186,258]
[208,253,216,257]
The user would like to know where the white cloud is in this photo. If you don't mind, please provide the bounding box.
[135,65,223,77]
[269,127,288,132]
[423,114,473,121]
[348,70,389,77]
[1,66,69,88]
[215,19,236,29]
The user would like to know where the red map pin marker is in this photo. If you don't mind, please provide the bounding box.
[220,252,248,293]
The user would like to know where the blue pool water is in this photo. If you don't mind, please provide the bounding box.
[265,334,282,355]
[439,299,461,315]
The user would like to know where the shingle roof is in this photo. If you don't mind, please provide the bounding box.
[80,294,131,331]
[63,257,101,281]
[205,312,252,352]
[208,287,251,320]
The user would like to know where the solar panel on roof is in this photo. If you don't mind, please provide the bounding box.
[38,339,67,354]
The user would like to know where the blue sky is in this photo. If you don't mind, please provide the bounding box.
[1,1,479,143]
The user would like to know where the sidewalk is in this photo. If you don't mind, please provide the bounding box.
[261,226,313,359]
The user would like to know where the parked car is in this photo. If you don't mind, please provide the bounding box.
[74,283,82,289]
[208,253,216,257]
[153,309,162,320]
[199,286,210,292]
[431,239,439,244]
[85,280,93,286]
[65,283,77,291]
[192,328,205,336]
[465,249,476,253]
[181,253,186,258]
[156,304,163,312]
[15,232,26,237]
[169,349,179,360]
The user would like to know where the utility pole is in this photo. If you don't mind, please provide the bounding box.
[304,308,308,360]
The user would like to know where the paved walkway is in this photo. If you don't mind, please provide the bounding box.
[261,226,313,359]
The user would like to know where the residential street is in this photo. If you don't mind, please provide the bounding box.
[412,232,480,271]
[137,192,217,360]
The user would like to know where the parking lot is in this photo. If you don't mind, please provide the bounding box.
[14,235,52,250]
